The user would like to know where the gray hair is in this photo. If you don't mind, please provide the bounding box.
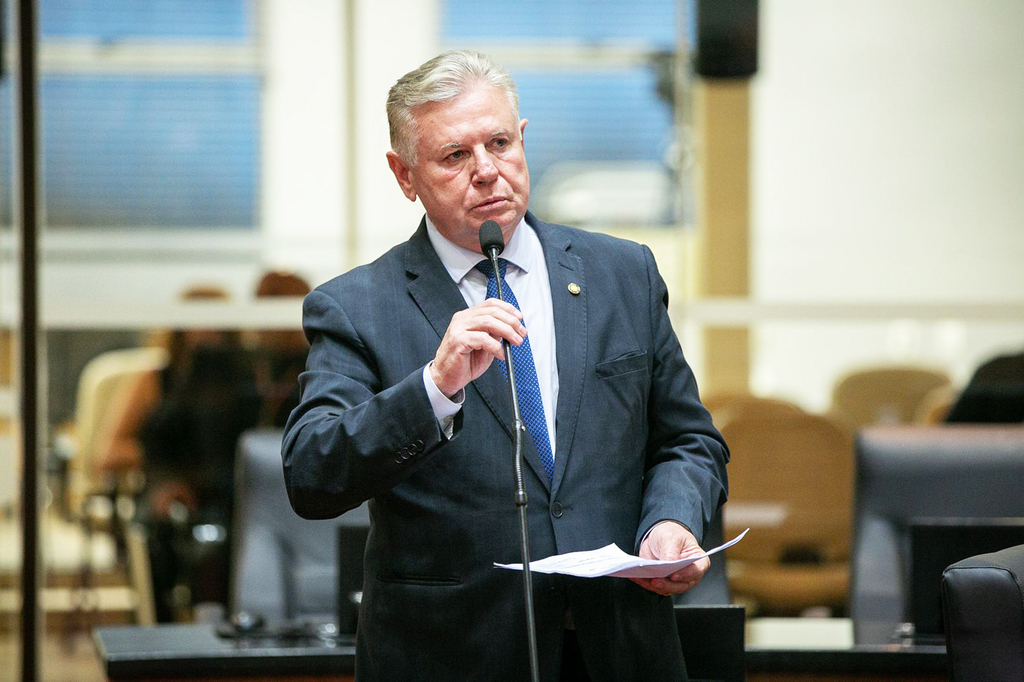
[387,50,520,165]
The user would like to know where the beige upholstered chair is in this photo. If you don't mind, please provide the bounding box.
[68,346,169,510]
[66,346,169,625]
[828,365,951,429]
[701,392,804,430]
[913,384,959,424]
[720,412,854,615]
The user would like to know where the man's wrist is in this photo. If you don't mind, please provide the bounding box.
[423,363,464,439]
[640,520,692,550]
[428,361,460,399]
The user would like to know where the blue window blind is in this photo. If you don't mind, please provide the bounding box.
[41,0,253,40]
[43,76,259,228]
[1,80,14,228]
[443,0,683,225]
[443,0,678,48]
[514,68,673,190]
[1,0,258,230]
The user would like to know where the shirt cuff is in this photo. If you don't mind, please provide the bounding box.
[422,363,464,439]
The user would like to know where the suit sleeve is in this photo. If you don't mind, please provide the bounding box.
[634,245,729,551]
[281,288,458,519]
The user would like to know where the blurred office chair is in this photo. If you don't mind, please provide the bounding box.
[828,365,951,429]
[912,384,958,424]
[850,426,1024,644]
[231,429,369,625]
[66,346,168,626]
[68,346,170,513]
[720,412,854,615]
[701,392,804,430]
[942,543,1024,682]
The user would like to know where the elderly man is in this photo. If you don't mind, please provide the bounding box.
[282,50,728,681]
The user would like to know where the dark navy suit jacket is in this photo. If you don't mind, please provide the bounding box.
[282,214,729,681]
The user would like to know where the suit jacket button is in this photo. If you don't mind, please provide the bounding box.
[414,439,424,452]
[551,502,563,518]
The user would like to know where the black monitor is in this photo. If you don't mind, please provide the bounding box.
[336,525,369,635]
[850,426,1024,645]
[909,517,1024,642]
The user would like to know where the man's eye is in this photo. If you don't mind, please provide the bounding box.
[493,139,508,148]
[448,150,466,160]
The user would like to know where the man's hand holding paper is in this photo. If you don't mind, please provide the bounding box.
[495,528,748,592]
[632,521,709,597]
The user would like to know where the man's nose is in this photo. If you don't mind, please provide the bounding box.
[472,151,498,184]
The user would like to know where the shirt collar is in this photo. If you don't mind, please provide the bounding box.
[425,215,535,284]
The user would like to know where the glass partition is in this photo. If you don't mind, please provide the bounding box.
[11,1,275,679]
[1,0,24,676]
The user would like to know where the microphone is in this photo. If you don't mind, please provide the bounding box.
[478,220,505,258]
[478,219,540,682]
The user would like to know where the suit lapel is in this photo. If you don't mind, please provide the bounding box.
[404,219,516,442]
[531,214,587,495]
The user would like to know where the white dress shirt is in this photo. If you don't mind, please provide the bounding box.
[421,215,559,457]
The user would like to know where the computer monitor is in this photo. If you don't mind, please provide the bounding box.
[336,525,369,635]
[909,517,1024,641]
[850,425,1024,644]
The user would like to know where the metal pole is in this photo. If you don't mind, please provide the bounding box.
[487,251,541,682]
[15,0,42,680]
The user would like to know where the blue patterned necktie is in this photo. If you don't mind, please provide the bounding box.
[476,258,555,482]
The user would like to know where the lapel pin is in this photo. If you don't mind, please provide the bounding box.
[567,283,581,295]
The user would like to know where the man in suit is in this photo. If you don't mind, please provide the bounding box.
[282,51,729,681]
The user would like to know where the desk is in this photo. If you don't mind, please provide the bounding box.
[746,618,946,682]
[95,619,948,682]
[94,624,355,681]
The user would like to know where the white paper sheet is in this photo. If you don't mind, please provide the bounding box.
[494,528,748,579]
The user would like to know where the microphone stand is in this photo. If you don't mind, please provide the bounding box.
[486,246,541,682]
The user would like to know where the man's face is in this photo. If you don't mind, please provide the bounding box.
[387,84,530,252]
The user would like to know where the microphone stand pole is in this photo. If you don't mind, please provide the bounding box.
[487,248,541,682]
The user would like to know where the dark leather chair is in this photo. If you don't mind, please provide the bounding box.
[850,425,1024,643]
[942,544,1024,682]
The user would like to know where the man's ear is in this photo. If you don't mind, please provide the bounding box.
[386,151,417,202]
[519,118,528,145]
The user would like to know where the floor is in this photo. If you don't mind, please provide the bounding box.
[1,630,107,682]
[1,508,142,681]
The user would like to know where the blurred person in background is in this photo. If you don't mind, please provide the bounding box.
[945,347,1024,424]
[248,271,312,428]
[97,285,260,621]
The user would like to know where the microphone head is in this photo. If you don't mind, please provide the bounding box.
[478,220,505,256]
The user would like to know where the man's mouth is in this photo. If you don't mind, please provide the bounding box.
[475,197,508,210]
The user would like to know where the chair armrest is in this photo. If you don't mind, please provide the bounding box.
[942,544,1024,682]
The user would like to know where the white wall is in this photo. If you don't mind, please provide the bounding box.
[352,1,440,267]
[260,0,348,283]
[262,0,437,285]
[749,0,1024,409]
